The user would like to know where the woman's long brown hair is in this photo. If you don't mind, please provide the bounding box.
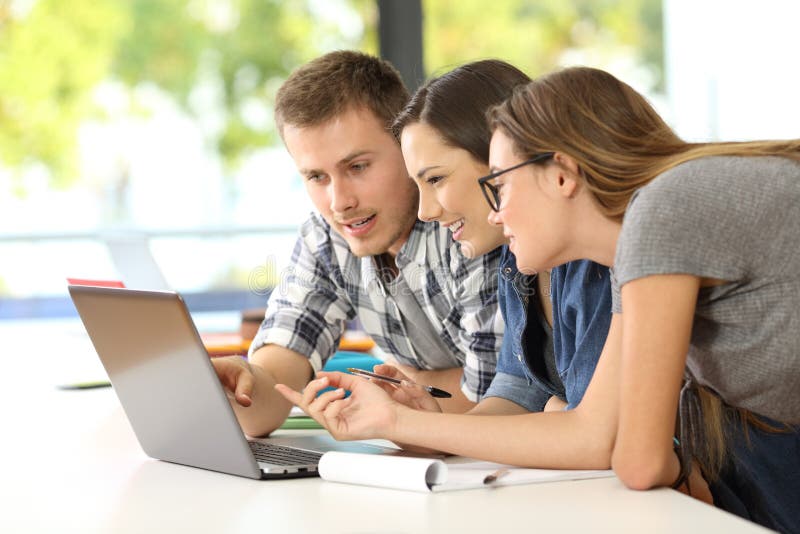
[489,67,800,222]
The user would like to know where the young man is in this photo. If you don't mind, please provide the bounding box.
[212,51,503,437]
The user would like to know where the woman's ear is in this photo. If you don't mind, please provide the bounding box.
[552,152,581,199]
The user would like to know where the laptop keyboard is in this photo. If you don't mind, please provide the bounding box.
[248,441,323,466]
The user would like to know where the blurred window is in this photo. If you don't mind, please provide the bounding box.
[2,0,796,317]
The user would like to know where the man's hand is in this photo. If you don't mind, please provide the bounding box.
[211,346,314,437]
[211,356,255,407]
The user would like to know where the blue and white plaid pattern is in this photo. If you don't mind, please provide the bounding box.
[250,213,503,401]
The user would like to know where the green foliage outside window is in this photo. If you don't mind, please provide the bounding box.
[422,0,662,84]
[0,0,375,189]
[0,0,660,192]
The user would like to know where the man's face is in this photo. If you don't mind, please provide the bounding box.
[282,107,419,258]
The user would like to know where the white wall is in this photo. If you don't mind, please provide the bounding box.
[665,0,800,141]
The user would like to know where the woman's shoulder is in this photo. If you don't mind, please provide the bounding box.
[639,155,799,201]
[635,156,725,200]
[624,157,727,222]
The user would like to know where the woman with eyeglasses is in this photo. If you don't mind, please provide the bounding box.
[276,60,623,474]
[484,67,799,532]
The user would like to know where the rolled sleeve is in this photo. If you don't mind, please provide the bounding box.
[248,225,355,371]
[483,371,550,412]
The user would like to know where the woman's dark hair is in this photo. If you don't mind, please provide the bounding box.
[392,59,530,164]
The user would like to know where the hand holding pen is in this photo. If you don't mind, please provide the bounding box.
[273,363,449,442]
[346,364,443,414]
[347,367,452,398]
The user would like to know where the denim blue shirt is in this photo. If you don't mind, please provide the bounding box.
[484,247,611,411]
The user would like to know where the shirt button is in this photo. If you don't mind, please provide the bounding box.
[504,267,512,275]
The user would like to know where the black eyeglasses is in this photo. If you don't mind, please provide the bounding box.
[478,152,555,212]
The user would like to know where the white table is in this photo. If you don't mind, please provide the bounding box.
[0,319,770,533]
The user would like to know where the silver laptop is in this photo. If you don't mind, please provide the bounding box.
[68,285,394,480]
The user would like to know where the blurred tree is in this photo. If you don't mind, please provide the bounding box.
[0,0,371,188]
[423,0,663,85]
[0,0,125,187]
[0,0,661,190]
[111,0,335,168]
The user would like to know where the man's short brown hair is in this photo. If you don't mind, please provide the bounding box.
[274,50,409,137]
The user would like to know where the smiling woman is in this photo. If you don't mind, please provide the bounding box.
[392,60,534,259]
[399,122,496,258]
[390,59,612,414]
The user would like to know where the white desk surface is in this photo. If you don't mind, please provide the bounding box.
[0,318,770,533]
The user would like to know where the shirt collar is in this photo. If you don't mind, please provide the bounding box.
[499,245,519,281]
[395,219,431,269]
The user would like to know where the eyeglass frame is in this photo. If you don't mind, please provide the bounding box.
[478,152,555,212]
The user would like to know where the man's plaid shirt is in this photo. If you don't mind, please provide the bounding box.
[250,213,504,401]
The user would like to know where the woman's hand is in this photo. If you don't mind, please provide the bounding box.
[274,371,405,441]
[370,364,442,413]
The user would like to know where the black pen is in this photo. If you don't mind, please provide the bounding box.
[57,380,112,390]
[346,367,452,398]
